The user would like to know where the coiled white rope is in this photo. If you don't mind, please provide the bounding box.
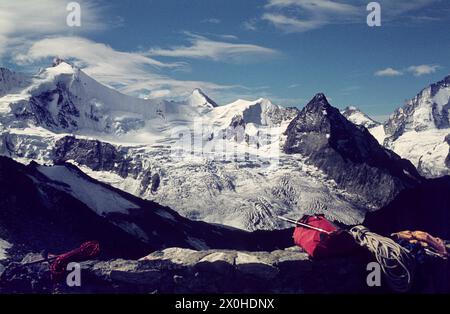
[350,225,415,292]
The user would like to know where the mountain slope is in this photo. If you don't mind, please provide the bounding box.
[283,93,422,209]
[342,106,381,129]
[0,62,430,230]
[0,68,28,97]
[0,156,293,261]
[1,62,367,230]
[344,76,450,178]
[3,62,170,135]
[187,88,218,110]
[364,176,450,239]
[385,75,450,137]
[383,75,450,178]
[341,106,386,144]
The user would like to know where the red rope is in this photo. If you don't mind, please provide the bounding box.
[50,241,100,282]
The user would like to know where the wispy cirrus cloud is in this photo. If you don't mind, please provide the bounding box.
[15,36,181,70]
[1,1,268,102]
[259,0,446,33]
[148,33,280,63]
[219,34,239,40]
[15,36,241,100]
[262,13,327,32]
[265,0,358,13]
[261,0,360,32]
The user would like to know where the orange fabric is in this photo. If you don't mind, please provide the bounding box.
[392,230,447,257]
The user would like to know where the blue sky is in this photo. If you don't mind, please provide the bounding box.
[1,0,449,121]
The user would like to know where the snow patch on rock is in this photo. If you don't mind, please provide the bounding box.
[0,238,12,260]
[37,164,139,215]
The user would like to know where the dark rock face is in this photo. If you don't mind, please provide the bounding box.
[0,68,27,97]
[0,156,152,260]
[383,109,406,143]
[150,173,160,193]
[53,136,157,195]
[54,136,129,176]
[283,93,422,209]
[14,83,80,131]
[364,176,450,239]
[193,88,218,108]
[0,254,54,293]
[230,115,246,129]
[226,115,246,142]
[261,104,298,126]
[429,75,450,129]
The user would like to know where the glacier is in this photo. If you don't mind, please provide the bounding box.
[0,61,431,230]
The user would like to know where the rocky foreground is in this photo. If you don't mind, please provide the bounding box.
[0,246,374,294]
[2,245,450,294]
[1,154,449,294]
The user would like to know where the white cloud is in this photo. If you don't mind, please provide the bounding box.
[407,64,440,76]
[146,89,173,99]
[0,0,105,56]
[219,34,239,40]
[15,36,239,100]
[148,33,279,63]
[262,0,360,32]
[0,2,278,103]
[261,0,446,32]
[375,64,441,77]
[262,13,327,32]
[375,67,404,77]
[265,0,359,14]
[15,36,179,69]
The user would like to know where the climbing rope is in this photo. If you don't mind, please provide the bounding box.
[49,241,100,282]
[350,225,415,292]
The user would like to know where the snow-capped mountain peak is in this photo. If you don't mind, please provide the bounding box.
[306,93,329,109]
[336,76,450,178]
[342,106,381,129]
[0,63,434,232]
[2,62,168,135]
[52,57,68,67]
[286,93,338,132]
[187,88,218,109]
[284,93,421,209]
[381,74,450,178]
[385,74,450,138]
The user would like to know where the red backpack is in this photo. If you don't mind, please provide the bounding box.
[293,215,356,258]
